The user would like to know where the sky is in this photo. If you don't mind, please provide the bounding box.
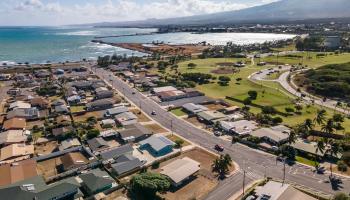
[0,0,279,26]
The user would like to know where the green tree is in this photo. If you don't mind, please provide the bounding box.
[187,63,197,69]
[243,97,252,106]
[130,172,170,198]
[314,109,327,126]
[212,154,232,179]
[248,90,258,100]
[174,139,184,149]
[86,129,100,139]
[261,106,277,115]
[322,119,335,135]
[333,193,350,200]
[279,145,296,160]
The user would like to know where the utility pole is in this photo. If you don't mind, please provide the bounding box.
[242,161,249,196]
[170,119,173,136]
[282,158,286,186]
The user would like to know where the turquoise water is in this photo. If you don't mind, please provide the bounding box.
[0,26,295,64]
[0,26,155,64]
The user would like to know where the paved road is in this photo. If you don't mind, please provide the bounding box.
[91,66,350,200]
[250,66,350,114]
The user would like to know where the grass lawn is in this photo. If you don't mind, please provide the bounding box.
[295,156,318,167]
[70,105,85,113]
[170,108,187,116]
[166,134,190,147]
[170,57,350,132]
[261,52,350,68]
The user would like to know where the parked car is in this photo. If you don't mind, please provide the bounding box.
[214,144,224,152]
[151,111,156,115]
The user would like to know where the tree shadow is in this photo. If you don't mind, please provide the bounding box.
[330,176,343,191]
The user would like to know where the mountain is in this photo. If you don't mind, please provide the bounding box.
[92,0,350,27]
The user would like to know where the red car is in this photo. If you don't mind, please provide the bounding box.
[214,144,224,152]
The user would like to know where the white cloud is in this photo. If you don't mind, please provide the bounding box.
[6,0,275,25]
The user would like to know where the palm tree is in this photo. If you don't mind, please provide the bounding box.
[287,130,298,145]
[314,109,326,126]
[326,140,342,177]
[322,119,335,135]
[212,154,232,179]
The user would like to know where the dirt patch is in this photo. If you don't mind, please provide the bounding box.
[130,109,151,122]
[144,123,168,134]
[35,141,59,156]
[205,103,227,111]
[37,157,62,179]
[104,188,129,200]
[216,62,235,67]
[154,148,220,200]
[211,67,236,74]
[110,43,209,56]
[185,117,204,128]
[73,110,105,122]
[26,120,46,130]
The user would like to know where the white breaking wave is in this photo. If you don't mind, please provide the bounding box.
[56,31,98,36]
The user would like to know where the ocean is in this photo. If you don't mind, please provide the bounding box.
[0,26,295,65]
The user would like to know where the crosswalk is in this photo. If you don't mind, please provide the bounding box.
[238,169,264,180]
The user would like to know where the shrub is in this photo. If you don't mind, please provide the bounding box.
[174,139,184,148]
[248,90,258,100]
[261,106,277,115]
[272,117,283,124]
[337,161,348,172]
[285,107,295,113]
[151,161,160,169]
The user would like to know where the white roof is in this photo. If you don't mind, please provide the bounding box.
[250,126,289,143]
[161,157,200,184]
[220,120,258,135]
[101,119,116,125]
[9,101,31,110]
[182,103,208,113]
[0,130,28,144]
[153,86,178,93]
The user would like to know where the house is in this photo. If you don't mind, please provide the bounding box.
[157,90,187,102]
[0,130,29,146]
[0,159,38,186]
[118,123,152,143]
[51,99,66,107]
[152,86,178,94]
[52,126,73,137]
[30,97,49,109]
[55,104,69,114]
[160,157,200,187]
[95,90,114,100]
[67,95,81,105]
[0,175,80,200]
[2,118,26,130]
[86,99,114,111]
[78,168,117,195]
[87,137,109,152]
[250,125,291,146]
[111,155,143,176]
[6,108,40,120]
[219,120,258,135]
[59,138,81,151]
[139,135,175,156]
[100,144,133,162]
[100,129,119,138]
[71,81,92,90]
[115,111,138,126]
[0,144,34,164]
[105,106,128,117]
[60,152,88,171]
[182,88,204,98]
[182,103,208,115]
[101,119,116,128]
[197,110,228,124]
[9,101,31,110]
[252,181,316,200]
[291,139,324,157]
[34,70,51,78]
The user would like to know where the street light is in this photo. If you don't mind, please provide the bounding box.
[242,160,250,195]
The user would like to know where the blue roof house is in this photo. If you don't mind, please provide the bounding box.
[139,135,175,157]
